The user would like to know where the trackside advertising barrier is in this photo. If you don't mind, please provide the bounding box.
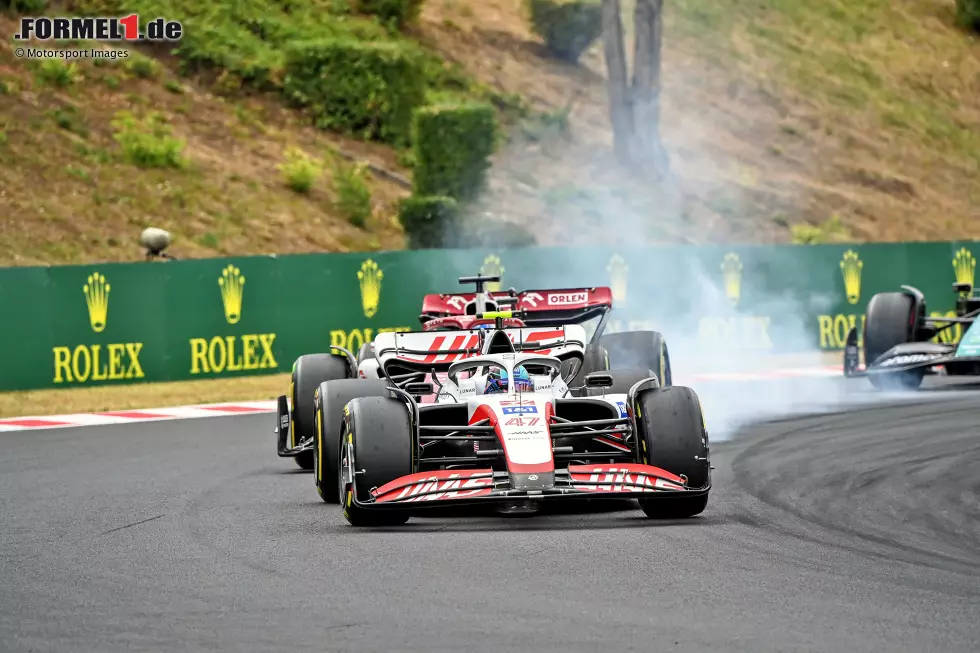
[1,242,977,391]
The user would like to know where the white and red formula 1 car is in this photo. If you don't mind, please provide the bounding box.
[275,311,710,526]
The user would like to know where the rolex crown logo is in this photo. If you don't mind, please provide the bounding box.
[952,247,976,288]
[720,253,742,305]
[840,249,863,305]
[358,259,383,319]
[480,254,504,292]
[607,254,629,305]
[82,272,110,333]
[218,265,245,324]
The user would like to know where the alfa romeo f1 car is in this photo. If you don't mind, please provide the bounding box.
[357,274,673,390]
[276,313,710,525]
[844,281,980,389]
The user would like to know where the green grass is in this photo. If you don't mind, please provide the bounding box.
[668,0,980,169]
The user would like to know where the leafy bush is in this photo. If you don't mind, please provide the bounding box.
[956,0,980,31]
[331,158,373,227]
[284,38,426,145]
[111,111,185,169]
[525,0,602,63]
[412,101,496,201]
[398,195,460,248]
[277,147,321,193]
[33,59,79,87]
[356,0,425,29]
[122,52,161,79]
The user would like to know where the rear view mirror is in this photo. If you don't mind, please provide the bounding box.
[585,373,614,388]
[405,382,434,396]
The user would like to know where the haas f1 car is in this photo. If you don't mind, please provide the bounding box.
[357,274,673,390]
[282,274,673,472]
[844,281,980,389]
[276,313,710,526]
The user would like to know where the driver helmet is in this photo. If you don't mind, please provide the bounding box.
[485,365,533,394]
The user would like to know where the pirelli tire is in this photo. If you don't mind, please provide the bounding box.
[339,396,414,527]
[634,386,709,519]
[864,292,924,390]
[313,379,390,503]
[600,330,671,387]
[291,354,351,470]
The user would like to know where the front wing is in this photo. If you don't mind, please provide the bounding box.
[843,327,963,378]
[348,464,709,511]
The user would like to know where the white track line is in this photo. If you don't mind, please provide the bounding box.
[0,367,843,431]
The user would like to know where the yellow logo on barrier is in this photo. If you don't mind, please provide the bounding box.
[480,254,504,292]
[53,271,145,385]
[219,265,245,324]
[953,247,975,290]
[721,253,742,306]
[358,259,383,319]
[840,250,863,305]
[607,254,628,305]
[83,272,110,333]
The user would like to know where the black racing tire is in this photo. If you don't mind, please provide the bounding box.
[634,386,709,519]
[600,331,671,387]
[583,367,657,396]
[340,396,413,527]
[313,379,390,503]
[864,292,916,364]
[291,354,351,470]
[864,292,924,390]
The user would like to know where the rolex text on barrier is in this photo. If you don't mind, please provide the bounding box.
[0,242,976,391]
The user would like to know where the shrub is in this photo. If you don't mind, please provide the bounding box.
[356,0,425,29]
[277,147,321,193]
[111,110,185,169]
[331,159,373,227]
[956,0,980,31]
[411,101,496,202]
[526,0,602,63]
[284,38,426,145]
[398,195,460,248]
[33,59,79,87]
[122,52,161,79]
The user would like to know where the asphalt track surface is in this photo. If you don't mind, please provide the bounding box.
[2,377,979,652]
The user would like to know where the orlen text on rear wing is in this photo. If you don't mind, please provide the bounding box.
[374,325,587,387]
[420,287,614,324]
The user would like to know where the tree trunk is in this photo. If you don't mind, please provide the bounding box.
[602,0,633,164]
[631,0,668,177]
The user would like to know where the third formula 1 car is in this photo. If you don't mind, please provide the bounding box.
[277,312,710,526]
[844,281,980,389]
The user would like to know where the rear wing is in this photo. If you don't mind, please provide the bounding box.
[374,325,588,373]
[420,287,614,324]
